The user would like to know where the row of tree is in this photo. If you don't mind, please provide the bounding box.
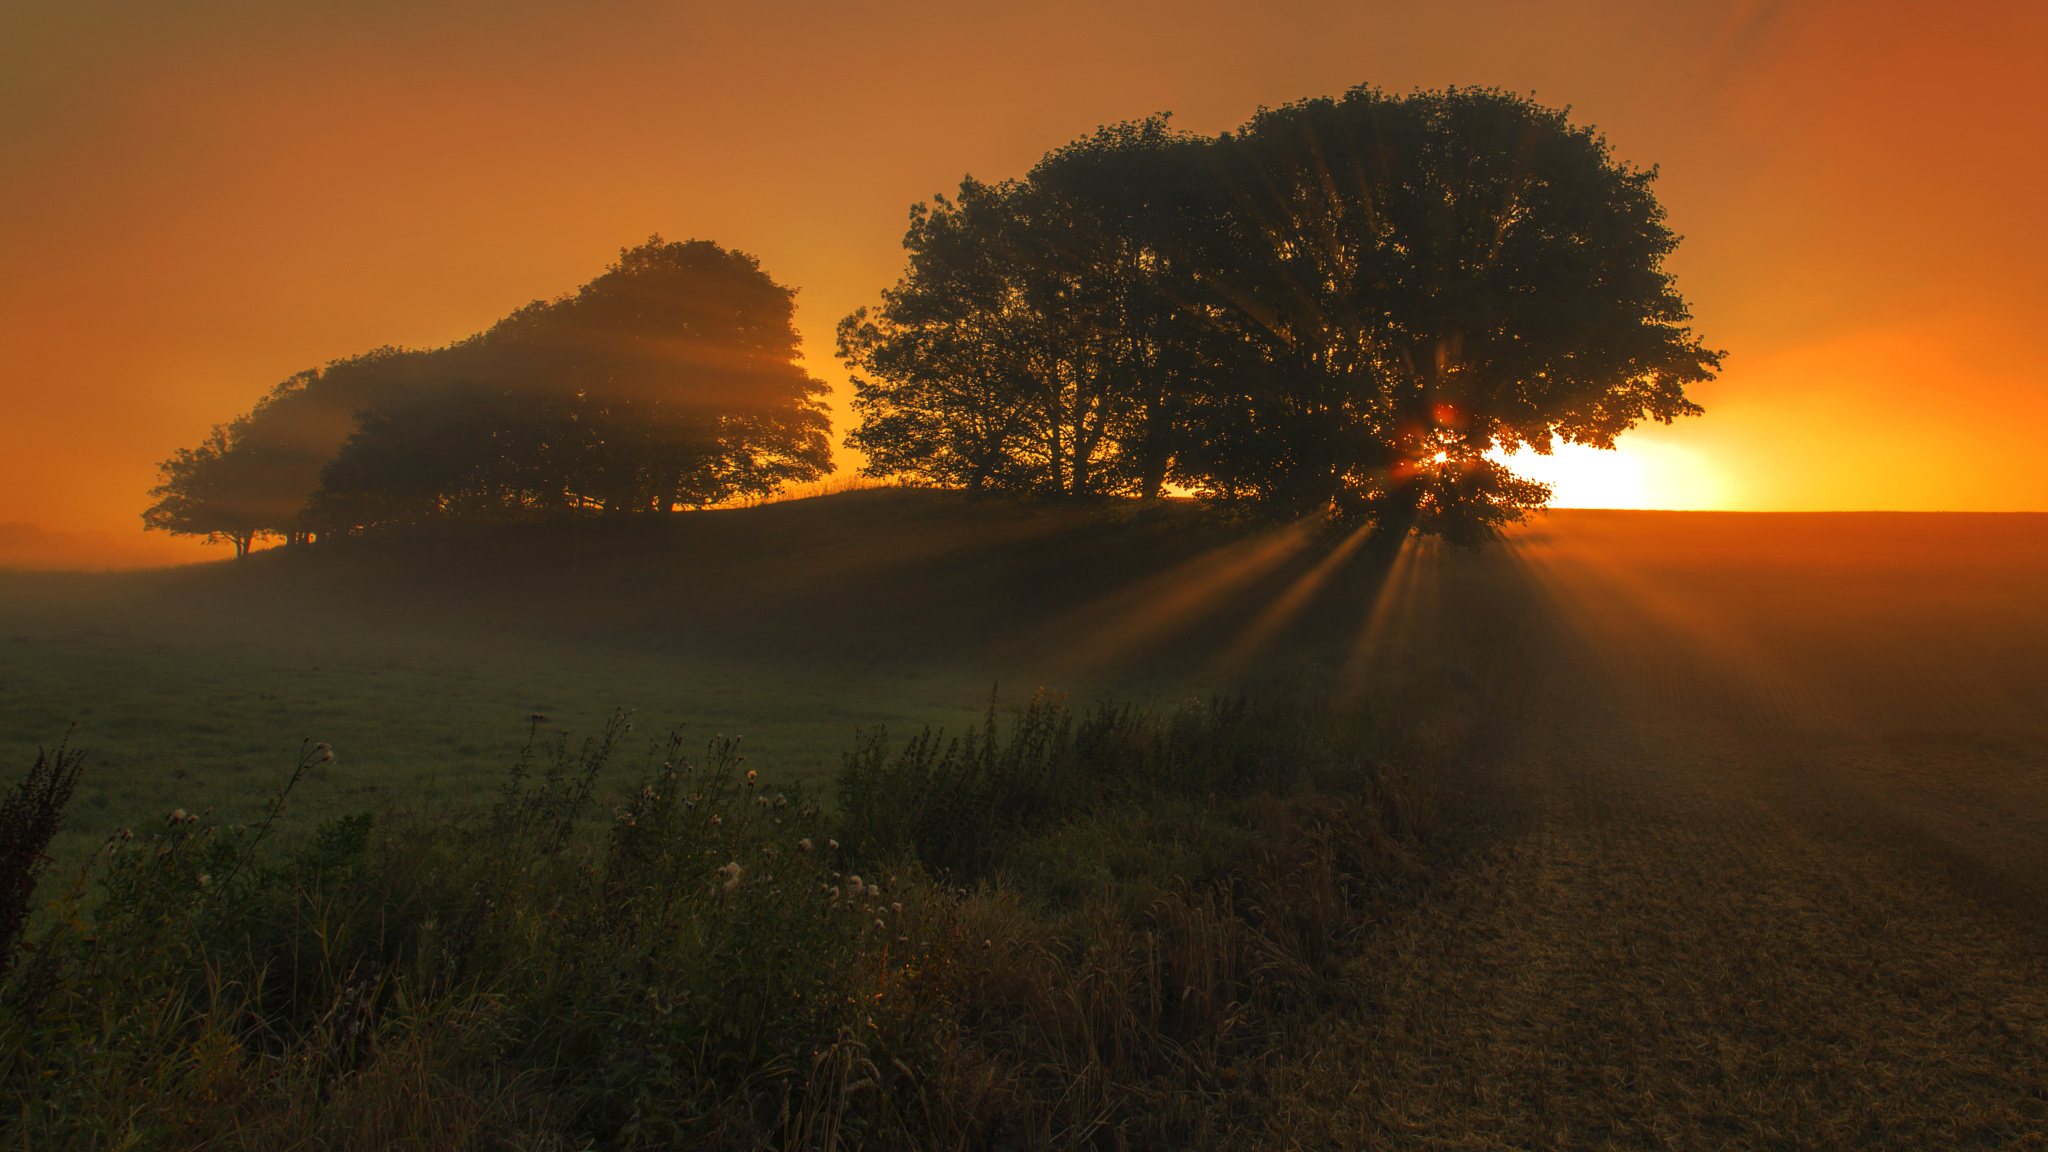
[144,240,832,553]
[147,85,1718,554]
[839,86,1719,539]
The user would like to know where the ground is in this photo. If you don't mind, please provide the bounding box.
[1258,511,2048,1148]
[5,498,2046,1145]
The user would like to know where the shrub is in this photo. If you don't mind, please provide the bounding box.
[0,741,86,974]
[1,685,1430,1150]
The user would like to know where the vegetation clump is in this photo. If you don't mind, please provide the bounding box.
[1,688,1425,1150]
[143,238,832,552]
[842,86,1720,539]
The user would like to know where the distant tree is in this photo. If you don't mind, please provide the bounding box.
[311,238,832,533]
[1175,86,1720,539]
[141,424,277,557]
[146,238,832,543]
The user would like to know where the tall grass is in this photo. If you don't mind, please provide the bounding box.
[0,740,85,974]
[1,686,1429,1150]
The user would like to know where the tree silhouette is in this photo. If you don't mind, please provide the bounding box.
[1176,87,1718,538]
[145,238,832,547]
[845,88,1720,541]
[141,424,285,557]
[840,117,1210,500]
[312,238,831,533]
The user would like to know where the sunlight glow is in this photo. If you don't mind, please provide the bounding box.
[1494,440,1729,510]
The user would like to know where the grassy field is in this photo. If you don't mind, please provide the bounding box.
[2,491,1467,1150]
[1,489,1423,878]
[9,499,2046,1148]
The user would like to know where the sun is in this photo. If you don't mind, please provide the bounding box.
[1493,440,1728,510]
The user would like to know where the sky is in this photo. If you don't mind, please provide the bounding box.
[1,0,2042,565]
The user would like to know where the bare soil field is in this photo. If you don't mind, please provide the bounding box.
[1266,511,2048,1148]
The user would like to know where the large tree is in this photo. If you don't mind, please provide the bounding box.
[839,117,1210,499]
[1176,86,1719,538]
[844,89,1719,541]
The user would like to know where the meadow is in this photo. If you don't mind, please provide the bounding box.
[2,491,1351,874]
[8,496,2047,1149]
[2,490,1485,1150]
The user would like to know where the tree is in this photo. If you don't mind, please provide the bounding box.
[311,238,833,533]
[141,346,467,551]
[843,89,1720,542]
[1175,86,1720,539]
[840,116,1210,500]
[142,424,277,557]
[145,238,833,543]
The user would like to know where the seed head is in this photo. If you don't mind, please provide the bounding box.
[797,838,813,852]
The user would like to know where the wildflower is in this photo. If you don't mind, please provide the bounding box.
[828,886,841,900]
[797,838,813,852]
[827,839,840,851]
[874,920,886,930]
[847,876,864,897]
[746,769,757,782]
[755,796,771,808]
[167,809,187,824]
[623,723,634,733]
[710,813,723,825]
[891,902,903,915]
[773,794,787,809]
[719,861,744,891]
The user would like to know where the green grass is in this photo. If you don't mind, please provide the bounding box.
[2,652,1428,1150]
[1,491,1283,875]
[0,602,1028,872]
[0,490,1484,1149]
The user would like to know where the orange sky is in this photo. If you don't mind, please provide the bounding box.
[2,0,2042,563]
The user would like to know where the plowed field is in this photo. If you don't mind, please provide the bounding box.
[1272,512,2048,1149]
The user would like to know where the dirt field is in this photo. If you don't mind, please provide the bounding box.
[1264,511,2048,1148]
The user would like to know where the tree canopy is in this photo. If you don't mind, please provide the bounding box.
[841,87,1721,541]
[143,238,832,550]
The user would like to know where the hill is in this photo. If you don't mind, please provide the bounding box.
[0,489,1401,869]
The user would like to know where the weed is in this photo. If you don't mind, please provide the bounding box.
[0,739,86,974]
